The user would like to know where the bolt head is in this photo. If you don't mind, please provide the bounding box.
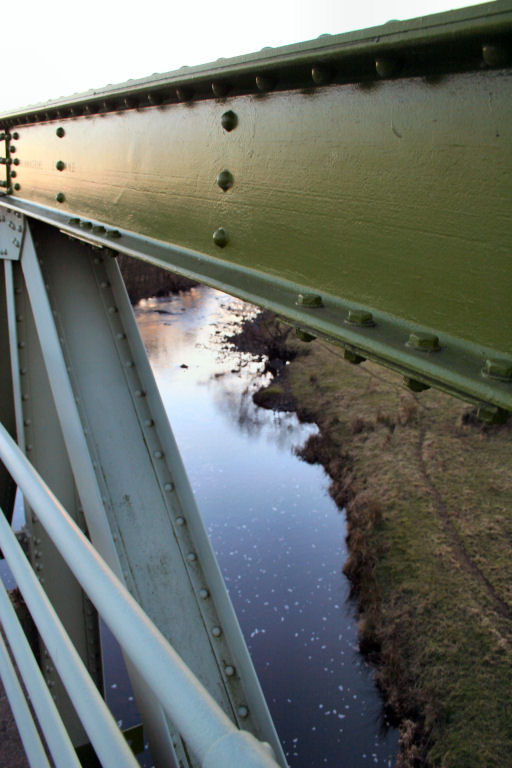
[346,309,374,327]
[255,74,275,92]
[217,169,234,191]
[311,65,331,86]
[221,110,238,132]
[407,332,440,352]
[212,81,229,98]
[375,58,396,78]
[213,227,229,248]
[296,293,323,308]
[483,358,512,381]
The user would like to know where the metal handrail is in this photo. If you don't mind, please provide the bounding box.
[0,422,280,768]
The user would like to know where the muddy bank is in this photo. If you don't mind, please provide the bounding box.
[228,309,512,768]
[117,253,196,304]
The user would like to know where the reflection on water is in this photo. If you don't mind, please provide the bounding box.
[135,286,398,768]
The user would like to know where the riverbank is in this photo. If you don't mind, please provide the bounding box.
[229,311,512,768]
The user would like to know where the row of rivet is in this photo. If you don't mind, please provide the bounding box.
[295,293,512,387]
[1,41,509,128]
[98,260,250,713]
[212,111,238,250]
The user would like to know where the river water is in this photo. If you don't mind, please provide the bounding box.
[133,286,398,768]
[0,284,398,768]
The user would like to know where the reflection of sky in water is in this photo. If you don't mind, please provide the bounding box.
[136,287,398,768]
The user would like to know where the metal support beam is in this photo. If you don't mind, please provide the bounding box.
[16,218,286,767]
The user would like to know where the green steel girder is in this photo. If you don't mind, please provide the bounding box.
[0,1,511,415]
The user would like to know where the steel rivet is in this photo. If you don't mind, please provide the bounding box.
[176,87,193,102]
[106,229,121,239]
[344,350,366,365]
[311,65,331,85]
[80,221,93,230]
[224,665,235,677]
[92,225,106,235]
[216,169,234,191]
[116,333,126,340]
[255,74,275,92]
[14,183,21,191]
[18,341,25,349]
[375,58,396,78]
[154,450,163,459]
[13,158,19,165]
[56,192,65,203]
[403,377,430,392]
[144,419,154,427]
[221,110,238,132]
[346,309,375,327]
[199,588,210,599]
[212,626,222,638]
[238,706,249,719]
[134,389,145,397]
[212,81,229,98]
[296,293,323,308]
[187,552,197,562]
[407,332,440,352]
[56,160,65,171]
[482,358,512,381]
[108,306,118,314]
[12,132,19,140]
[175,516,185,526]
[164,482,174,492]
[125,360,134,367]
[482,44,509,67]
[296,329,316,343]
[10,170,17,178]
[477,404,508,425]
[56,127,65,138]
[9,145,16,153]
[213,228,229,248]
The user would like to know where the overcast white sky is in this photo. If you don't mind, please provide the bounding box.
[3,0,487,111]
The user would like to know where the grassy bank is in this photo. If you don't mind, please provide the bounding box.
[233,313,512,767]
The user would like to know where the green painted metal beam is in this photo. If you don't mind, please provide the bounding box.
[1,1,511,416]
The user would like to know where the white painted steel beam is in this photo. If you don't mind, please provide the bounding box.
[0,426,281,768]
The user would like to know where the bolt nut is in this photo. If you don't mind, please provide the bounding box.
[407,332,440,352]
[346,309,375,327]
[216,169,234,191]
[221,110,238,132]
[482,358,512,381]
[213,227,229,248]
[296,293,323,308]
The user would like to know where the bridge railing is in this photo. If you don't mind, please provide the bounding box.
[0,422,280,768]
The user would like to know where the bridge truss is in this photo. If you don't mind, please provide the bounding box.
[0,2,511,766]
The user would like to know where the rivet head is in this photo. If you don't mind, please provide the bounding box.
[9,145,16,153]
[224,665,236,677]
[221,110,238,132]
[56,160,65,171]
[311,65,331,85]
[296,328,316,343]
[80,221,92,230]
[212,81,229,98]
[482,44,509,67]
[56,127,65,138]
[255,74,275,92]
[476,404,508,425]
[375,58,396,78]
[13,158,20,165]
[216,169,234,191]
[14,183,21,191]
[238,706,249,719]
[213,228,229,248]
[56,192,65,203]
[344,349,366,365]
[92,225,106,235]
[154,450,163,459]
[346,309,375,327]
[175,516,185,526]
[12,132,19,140]
[164,482,174,492]
[482,358,512,381]
[106,229,121,239]
[144,419,154,427]
[187,552,197,562]
[108,306,118,314]
[68,217,80,225]
[212,626,222,637]
[199,588,210,599]
[296,293,323,308]
[407,332,440,352]
[176,87,193,102]
[403,377,430,392]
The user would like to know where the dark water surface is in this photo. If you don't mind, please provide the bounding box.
[134,286,398,768]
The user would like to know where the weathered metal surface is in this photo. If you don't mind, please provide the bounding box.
[0,2,510,414]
